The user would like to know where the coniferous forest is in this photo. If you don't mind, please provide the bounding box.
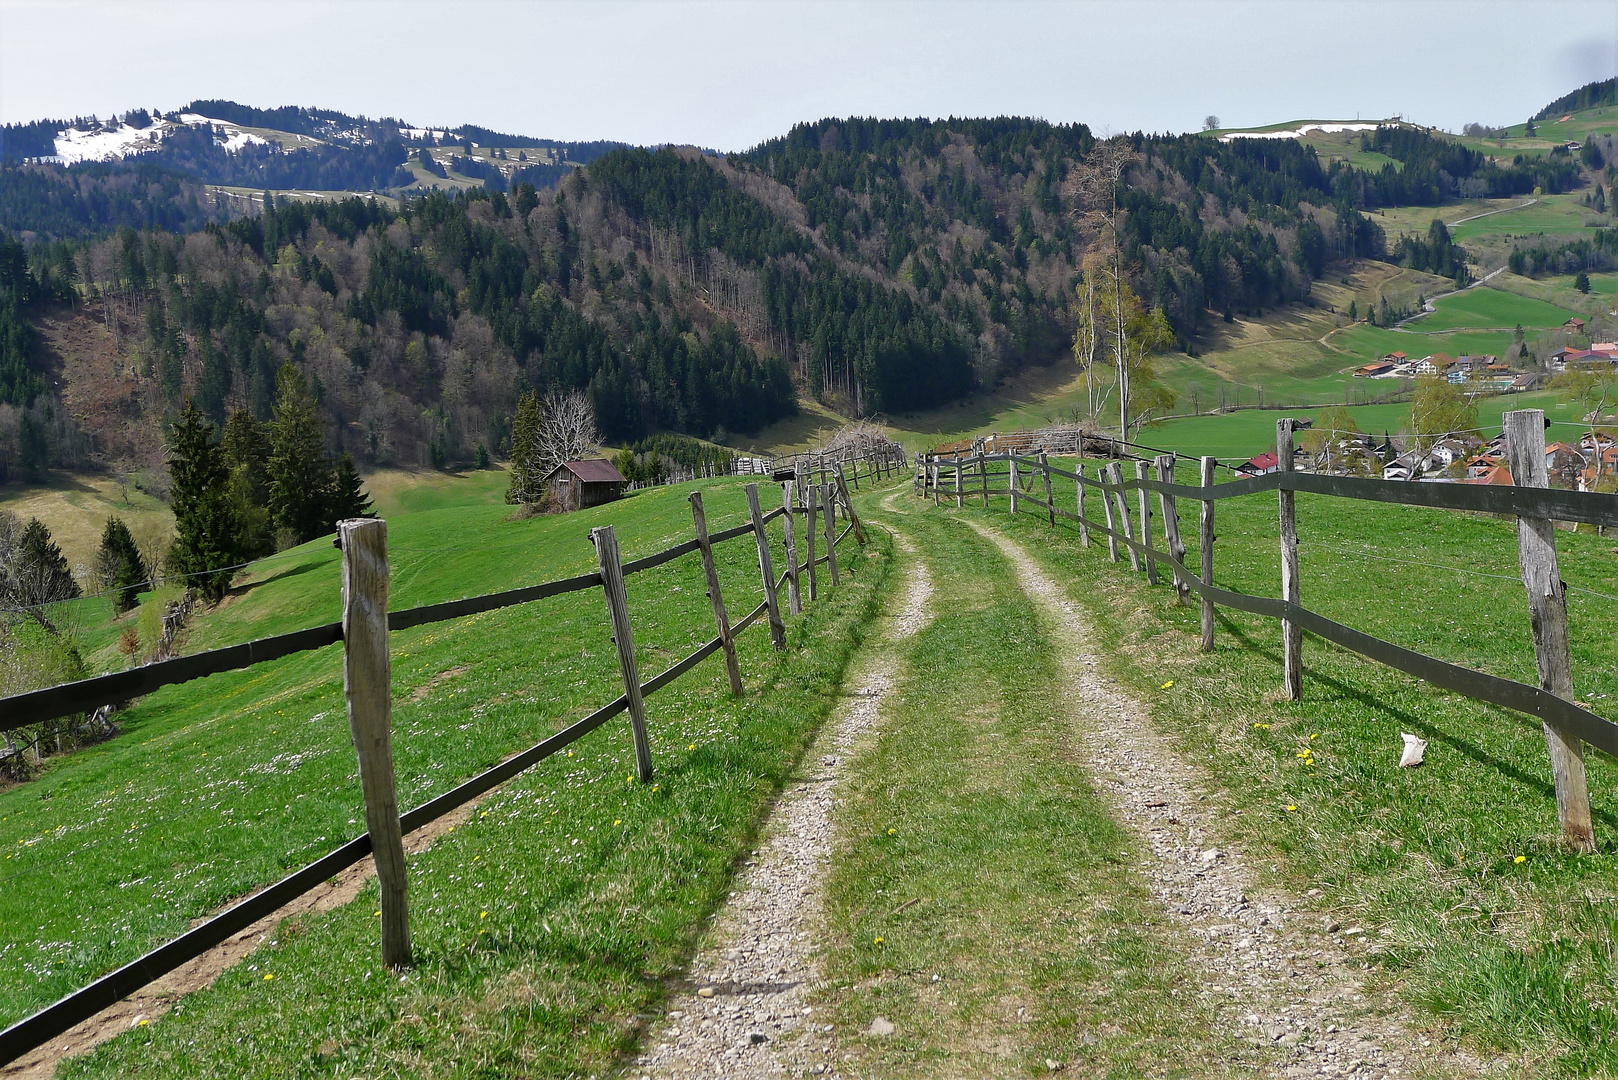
[0,110,1585,480]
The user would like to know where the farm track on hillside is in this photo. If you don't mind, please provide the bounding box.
[633,522,934,1079]
[957,517,1485,1079]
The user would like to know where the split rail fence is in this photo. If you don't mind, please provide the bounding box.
[917,409,1618,854]
[0,471,868,1066]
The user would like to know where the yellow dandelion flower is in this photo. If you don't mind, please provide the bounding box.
[887,828,897,835]
[614,819,623,826]
[138,1018,149,1026]
[480,911,488,919]
[652,784,660,791]
[873,937,885,945]
[1310,733,1319,740]
[1285,805,1297,812]
[1515,855,1527,864]
[263,973,274,981]
[688,744,696,751]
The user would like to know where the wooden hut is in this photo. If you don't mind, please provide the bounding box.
[542,459,627,511]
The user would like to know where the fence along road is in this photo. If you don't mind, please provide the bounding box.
[0,461,878,1068]
[918,409,1618,853]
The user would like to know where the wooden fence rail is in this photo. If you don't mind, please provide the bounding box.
[0,478,872,1067]
[918,411,1618,853]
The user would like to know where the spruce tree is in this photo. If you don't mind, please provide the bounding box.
[326,453,374,525]
[11,518,80,613]
[267,364,334,544]
[505,390,543,504]
[220,407,274,557]
[95,516,148,613]
[167,400,241,602]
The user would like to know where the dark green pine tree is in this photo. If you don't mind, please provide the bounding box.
[219,407,274,557]
[267,364,335,544]
[12,518,81,625]
[325,453,374,527]
[167,399,242,602]
[505,390,544,504]
[95,515,149,613]
[1576,271,1592,294]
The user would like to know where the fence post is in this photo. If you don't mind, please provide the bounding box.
[781,481,802,616]
[931,458,940,507]
[592,525,656,782]
[339,518,412,970]
[954,457,963,508]
[1110,463,1141,572]
[979,453,988,507]
[1277,419,1302,701]
[1009,456,1019,515]
[834,466,866,545]
[688,492,744,697]
[744,484,788,650]
[1199,456,1217,652]
[805,482,819,601]
[822,483,840,586]
[1100,463,1120,563]
[1075,462,1090,548]
[1157,455,1189,604]
[1040,452,1055,526]
[1135,460,1157,584]
[1504,409,1595,851]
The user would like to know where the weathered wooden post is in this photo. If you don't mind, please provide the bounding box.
[743,484,788,650]
[1039,452,1055,526]
[931,457,940,506]
[979,452,989,507]
[1504,409,1595,851]
[805,482,819,601]
[954,456,963,508]
[339,518,412,970]
[1199,456,1217,651]
[822,483,840,586]
[592,525,657,782]
[1109,463,1141,572]
[781,481,802,616]
[1157,454,1189,604]
[1100,463,1120,563]
[1276,419,1302,701]
[1134,460,1158,584]
[834,466,866,545]
[1009,455,1020,515]
[1075,462,1090,548]
[689,492,744,696]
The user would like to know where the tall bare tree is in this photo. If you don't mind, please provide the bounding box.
[507,390,601,504]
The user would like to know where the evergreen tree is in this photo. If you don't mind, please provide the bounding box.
[167,399,241,602]
[95,515,148,613]
[219,407,275,556]
[505,390,544,504]
[326,453,374,524]
[9,518,81,616]
[1576,271,1592,294]
[267,363,334,544]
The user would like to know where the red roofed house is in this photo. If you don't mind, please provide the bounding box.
[543,459,628,511]
[1237,451,1280,476]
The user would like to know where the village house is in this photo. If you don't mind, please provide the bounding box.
[1236,450,1280,476]
[1412,353,1455,377]
[1546,442,1586,485]
[541,459,627,511]
[1566,316,1587,333]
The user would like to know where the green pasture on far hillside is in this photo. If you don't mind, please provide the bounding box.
[2,473,893,1079]
[1412,287,1577,332]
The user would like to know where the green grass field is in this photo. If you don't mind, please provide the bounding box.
[3,473,893,1078]
[957,459,1618,1073]
[1412,287,1576,332]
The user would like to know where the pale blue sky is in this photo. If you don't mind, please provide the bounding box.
[2,1,1614,149]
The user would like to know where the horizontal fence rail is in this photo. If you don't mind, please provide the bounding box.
[0,474,875,1067]
[917,415,1618,852]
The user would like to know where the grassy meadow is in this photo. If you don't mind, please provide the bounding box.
[2,471,894,1079]
[943,459,1618,1073]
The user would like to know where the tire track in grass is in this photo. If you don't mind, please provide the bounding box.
[958,515,1486,1080]
[633,530,934,1079]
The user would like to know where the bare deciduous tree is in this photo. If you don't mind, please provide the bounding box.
[1203,115,1221,132]
[508,390,602,504]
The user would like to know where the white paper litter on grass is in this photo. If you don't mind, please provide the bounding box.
[1399,733,1427,768]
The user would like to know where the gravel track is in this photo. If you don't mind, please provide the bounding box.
[961,518,1484,1080]
[633,529,933,1079]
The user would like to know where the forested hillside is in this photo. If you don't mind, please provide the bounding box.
[0,110,1593,483]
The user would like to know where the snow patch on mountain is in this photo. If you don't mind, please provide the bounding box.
[1217,121,1383,142]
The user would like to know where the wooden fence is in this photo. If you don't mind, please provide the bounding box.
[0,470,869,1066]
[917,410,1618,854]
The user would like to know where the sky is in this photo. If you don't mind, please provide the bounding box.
[2,0,1616,150]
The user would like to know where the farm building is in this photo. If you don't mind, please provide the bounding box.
[542,459,627,511]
